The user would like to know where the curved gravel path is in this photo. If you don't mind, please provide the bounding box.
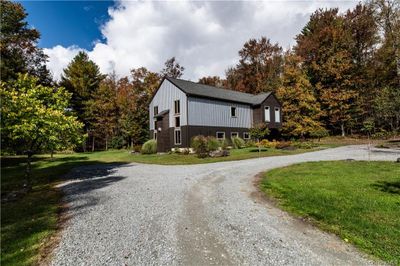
[51,145,399,265]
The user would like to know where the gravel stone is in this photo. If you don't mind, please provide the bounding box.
[51,145,399,265]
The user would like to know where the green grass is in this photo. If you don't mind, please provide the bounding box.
[0,144,330,265]
[260,161,400,264]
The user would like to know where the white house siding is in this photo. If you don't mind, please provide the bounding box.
[149,80,187,130]
[187,97,252,128]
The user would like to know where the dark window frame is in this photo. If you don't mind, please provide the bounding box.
[174,100,180,114]
[216,132,225,140]
[174,129,181,145]
[175,116,180,128]
[154,106,158,115]
[231,106,237,117]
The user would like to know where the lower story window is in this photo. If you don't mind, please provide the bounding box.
[174,129,181,145]
[243,132,250,139]
[154,131,157,140]
[216,132,225,140]
[231,132,239,138]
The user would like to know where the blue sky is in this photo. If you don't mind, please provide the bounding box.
[20,1,358,81]
[20,0,113,49]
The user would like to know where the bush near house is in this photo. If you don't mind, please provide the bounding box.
[141,140,157,154]
[191,135,209,158]
[231,137,246,149]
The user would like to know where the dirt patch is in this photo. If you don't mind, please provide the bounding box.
[38,190,71,266]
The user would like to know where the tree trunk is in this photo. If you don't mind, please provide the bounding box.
[24,151,33,191]
[341,123,345,137]
[105,136,108,151]
[130,138,133,150]
[51,150,54,159]
[92,136,95,152]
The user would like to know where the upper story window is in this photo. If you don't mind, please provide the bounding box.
[175,116,180,127]
[264,106,270,122]
[275,107,281,123]
[231,106,237,117]
[174,100,180,114]
[154,106,158,115]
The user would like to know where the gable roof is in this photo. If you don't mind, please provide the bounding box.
[165,77,271,106]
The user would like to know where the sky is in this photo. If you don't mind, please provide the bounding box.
[21,0,360,81]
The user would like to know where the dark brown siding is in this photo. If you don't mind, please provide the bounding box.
[155,113,170,152]
[252,94,282,128]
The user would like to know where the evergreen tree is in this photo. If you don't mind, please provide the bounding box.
[0,0,52,85]
[276,53,325,138]
[60,51,105,149]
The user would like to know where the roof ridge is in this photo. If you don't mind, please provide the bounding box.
[166,76,269,97]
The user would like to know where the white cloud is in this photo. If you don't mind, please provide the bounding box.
[45,1,359,81]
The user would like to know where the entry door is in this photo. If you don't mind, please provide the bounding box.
[156,114,170,152]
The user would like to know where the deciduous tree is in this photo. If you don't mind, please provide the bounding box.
[1,74,84,189]
[226,37,283,93]
[160,57,184,78]
[276,53,325,138]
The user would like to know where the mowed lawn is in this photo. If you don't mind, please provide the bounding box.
[260,161,400,264]
[2,145,328,265]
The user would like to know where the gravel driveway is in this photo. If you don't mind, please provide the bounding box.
[51,145,399,265]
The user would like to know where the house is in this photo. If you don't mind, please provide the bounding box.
[149,77,282,152]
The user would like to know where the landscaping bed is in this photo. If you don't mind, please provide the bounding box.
[260,161,400,264]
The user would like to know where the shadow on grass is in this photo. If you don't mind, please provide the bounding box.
[372,180,400,195]
[1,156,130,266]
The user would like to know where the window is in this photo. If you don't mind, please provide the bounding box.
[175,116,180,127]
[216,132,225,140]
[154,121,157,130]
[174,129,181,145]
[243,132,250,139]
[154,106,158,115]
[264,106,270,122]
[275,107,281,123]
[153,131,157,140]
[231,106,237,117]
[231,132,239,138]
[174,100,180,114]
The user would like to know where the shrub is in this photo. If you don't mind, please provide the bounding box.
[310,128,329,141]
[133,145,142,153]
[219,138,231,150]
[245,140,256,147]
[207,137,220,151]
[191,135,208,158]
[231,136,245,149]
[111,136,125,149]
[141,139,157,154]
[293,141,316,149]
[258,139,278,149]
[275,141,292,149]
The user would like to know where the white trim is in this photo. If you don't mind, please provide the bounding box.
[174,129,182,145]
[264,106,270,122]
[231,132,239,138]
[216,131,225,140]
[243,132,250,139]
[275,107,281,123]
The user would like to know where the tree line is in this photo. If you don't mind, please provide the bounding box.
[1,0,399,158]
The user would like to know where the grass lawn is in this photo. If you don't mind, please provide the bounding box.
[260,161,400,264]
